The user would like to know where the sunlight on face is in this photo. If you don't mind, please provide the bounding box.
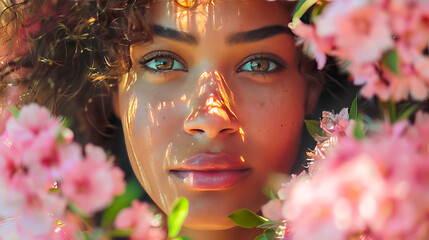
[117,0,318,230]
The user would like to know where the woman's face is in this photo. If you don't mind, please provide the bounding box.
[116,0,319,229]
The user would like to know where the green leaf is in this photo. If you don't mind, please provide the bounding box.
[397,102,411,114]
[68,202,89,219]
[305,120,325,139]
[382,49,400,75]
[293,0,307,15]
[270,191,277,200]
[349,95,358,120]
[397,103,420,121]
[109,229,133,237]
[228,209,268,229]
[81,231,91,240]
[258,221,284,229]
[255,234,267,240]
[263,228,276,240]
[101,179,143,228]
[6,106,19,118]
[58,115,73,128]
[378,100,391,122]
[290,0,318,30]
[49,187,60,193]
[293,0,318,19]
[89,228,104,240]
[168,197,189,239]
[353,118,365,140]
[389,101,397,123]
[311,1,329,22]
[174,237,193,240]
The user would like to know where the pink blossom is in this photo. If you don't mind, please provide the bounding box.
[351,41,429,102]
[407,111,429,154]
[52,214,81,240]
[292,22,332,69]
[5,103,61,149]
[115,200,166,240]
[307,108,352,162]
[0,104,128,239]
[0,217,21,240]
[0,141,25,187]
[315,0,393,64]
[320,108,350,134]
[262,108,429,239]
[349,63,391,101]
[62,144,125,215]
[262,199,284,221]
[25,142,82,184]
[293,0,429,102]
[388,0,429,52]
[0,184,66,239]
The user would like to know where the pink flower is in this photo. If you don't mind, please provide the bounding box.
[52,213,81,240]
[316,0,393,64]
[349,63,391,101]
[388,0,429,51]
[291,119,429,239]
[292,22,332,69]
[262,199,284,221]
[0,141,25,187]
[62,144,125,215]
[0,181,66,239]
[115,200,166,240]
[407,111,429,154]
[320,108,350,134]
[0,103,128,239]
[5,103,61,149]
[263,110,429,239]
[25,142,82,185]
[307,108,353,162]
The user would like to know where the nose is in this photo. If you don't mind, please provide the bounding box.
[184,71,239,138]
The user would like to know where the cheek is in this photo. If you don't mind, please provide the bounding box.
[118,92,167,199]
[236,80,307,169]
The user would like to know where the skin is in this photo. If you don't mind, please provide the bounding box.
[115,1,321,239]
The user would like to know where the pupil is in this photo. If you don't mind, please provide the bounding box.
[251,60,269,71]
[155,57,173,70]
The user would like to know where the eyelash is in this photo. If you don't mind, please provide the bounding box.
[138,51,188,73]
[236,54,286,74]
[138,51,285,75]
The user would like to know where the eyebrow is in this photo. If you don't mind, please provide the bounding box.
[226,25,293,45]
[153,25,198,45]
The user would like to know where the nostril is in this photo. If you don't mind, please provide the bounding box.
[220,128,234,134]
[188,129,205,135]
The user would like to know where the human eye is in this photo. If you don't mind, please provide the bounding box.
[139,51,188,72]
[236,53,286,74]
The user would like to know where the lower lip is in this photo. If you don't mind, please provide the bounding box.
[169,169,251,191]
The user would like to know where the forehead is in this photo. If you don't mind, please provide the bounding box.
[147,1,294,35]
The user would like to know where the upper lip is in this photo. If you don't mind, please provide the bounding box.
[168,153,250,171]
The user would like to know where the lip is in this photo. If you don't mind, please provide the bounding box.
[168,153,251,191]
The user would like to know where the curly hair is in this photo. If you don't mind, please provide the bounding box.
[0,0,47,93]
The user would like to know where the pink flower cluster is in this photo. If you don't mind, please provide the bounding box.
[293,0,429,101]
[307,108,353,163]
[0,104,126,239]
[262,111,429,240]
[114,200,166,240]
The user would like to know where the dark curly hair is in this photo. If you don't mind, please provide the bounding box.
[0,0,51,100]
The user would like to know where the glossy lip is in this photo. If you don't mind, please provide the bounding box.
[168,153,251,191]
